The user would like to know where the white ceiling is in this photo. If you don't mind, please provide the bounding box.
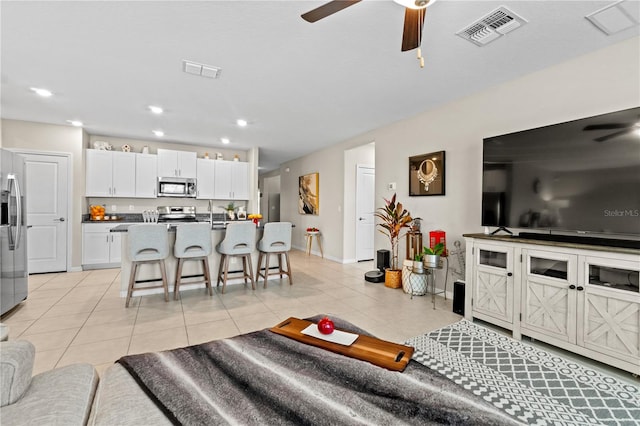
[2,1,639,172]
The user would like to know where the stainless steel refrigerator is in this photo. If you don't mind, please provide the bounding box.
[1,149,28,315]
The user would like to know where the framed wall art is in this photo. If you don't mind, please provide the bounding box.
[299,172,319,215]
[409,151,445,196]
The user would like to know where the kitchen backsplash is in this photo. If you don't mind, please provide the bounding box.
[86,198,248,215]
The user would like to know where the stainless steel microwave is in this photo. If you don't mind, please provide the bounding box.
[157,177,197,198]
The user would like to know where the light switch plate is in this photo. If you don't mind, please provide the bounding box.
[388,182,396,190]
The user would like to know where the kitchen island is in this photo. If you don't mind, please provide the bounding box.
[111,223,264,297]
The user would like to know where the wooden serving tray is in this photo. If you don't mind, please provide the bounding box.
[270,317,414,372]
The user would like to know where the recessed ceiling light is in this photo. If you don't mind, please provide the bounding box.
[153,130,164,137]
[236,119,248,127]
[66,120,83,127]
[221,138,230,144]
[148,105,163,114]
[30,87,52,97]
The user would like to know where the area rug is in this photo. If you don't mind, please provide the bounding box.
[406,320,640,426]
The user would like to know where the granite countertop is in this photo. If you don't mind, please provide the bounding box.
[110,223,264,232]
[82,213,230,223]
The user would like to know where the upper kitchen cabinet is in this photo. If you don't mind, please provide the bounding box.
[135,153,158,198]
[214,160,249,200]
[196,158,215,199]
[157,149,197,178]
[85,150,136,197]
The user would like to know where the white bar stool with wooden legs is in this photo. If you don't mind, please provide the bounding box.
[174,223,213,300]
[126,224,170,307]
[256,222,293,288]
[216,222,256,294]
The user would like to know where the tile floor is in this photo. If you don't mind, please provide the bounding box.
[1,250,462,377]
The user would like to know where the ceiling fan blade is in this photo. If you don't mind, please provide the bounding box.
[401,7,426,52]
[583,123,631,131]
[594,128,633,142]
[301,0,362,23]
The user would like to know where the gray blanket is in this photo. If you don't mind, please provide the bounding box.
[117,316,521,425]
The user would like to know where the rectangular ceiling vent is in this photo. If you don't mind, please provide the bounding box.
[585,1,639,36]
[456,6,528,47]
[182,60,221,79]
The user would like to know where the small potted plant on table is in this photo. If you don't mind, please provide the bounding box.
[374,193,412,288]
[423,242,445,268]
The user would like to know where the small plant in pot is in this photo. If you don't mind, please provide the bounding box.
[412,253,425,274]
[374,193,412,288]
[423,242,445,268]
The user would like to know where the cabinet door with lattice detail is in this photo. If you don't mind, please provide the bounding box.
[520,249,578,344]
[472,244,514,325]
[578,256,640,365]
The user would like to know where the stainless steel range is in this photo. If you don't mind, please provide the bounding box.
[157,206,198,223]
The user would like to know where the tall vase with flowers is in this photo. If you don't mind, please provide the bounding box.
[374,193,413,288]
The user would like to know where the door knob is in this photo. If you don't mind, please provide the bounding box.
[359,217,365,221]
[54,217,65,222]
[569,284,576,290]
[507,272,513,277]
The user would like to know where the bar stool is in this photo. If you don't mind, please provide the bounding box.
[256,222,293,288]
[126,224,170,307]
[174,223,213,300]
[216,222,256,293]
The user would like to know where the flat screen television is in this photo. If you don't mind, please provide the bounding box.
[482,107,640,242]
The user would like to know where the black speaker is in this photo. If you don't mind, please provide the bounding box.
[377,249,390,272]
[453,281,465,315]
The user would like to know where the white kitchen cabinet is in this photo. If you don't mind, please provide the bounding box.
[135,153,157,198]
[85,150,112,197]
[157,149,196,178]
[196,159,215,199]
[82,223,128,268]
[231,161,249,200]
[464,234,640,374]
[85,150,136,197]
[213,160,249,200]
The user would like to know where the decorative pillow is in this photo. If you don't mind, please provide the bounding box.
[0,340,34,406]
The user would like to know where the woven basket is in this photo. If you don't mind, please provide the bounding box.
[384,269,402,289]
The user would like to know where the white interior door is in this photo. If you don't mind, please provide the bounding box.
[23,154,68,273]
[355,165,375,261]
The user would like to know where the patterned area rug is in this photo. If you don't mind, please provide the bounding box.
[406,320,640,426]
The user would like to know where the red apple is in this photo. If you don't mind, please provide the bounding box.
[317,317,335,335]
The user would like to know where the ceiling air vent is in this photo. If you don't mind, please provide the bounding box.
[585,1,639,36]
[182,60,221,79]
[456,6,528,47]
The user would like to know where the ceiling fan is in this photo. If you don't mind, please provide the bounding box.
[301,0,437,57]
[583,119,640,142]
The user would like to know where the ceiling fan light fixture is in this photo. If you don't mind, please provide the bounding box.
[393,0,435,10]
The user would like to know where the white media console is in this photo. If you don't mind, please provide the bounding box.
[463,233,639,375]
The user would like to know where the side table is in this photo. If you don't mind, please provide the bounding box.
[305,231,323,258]
[405,265,445,309]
